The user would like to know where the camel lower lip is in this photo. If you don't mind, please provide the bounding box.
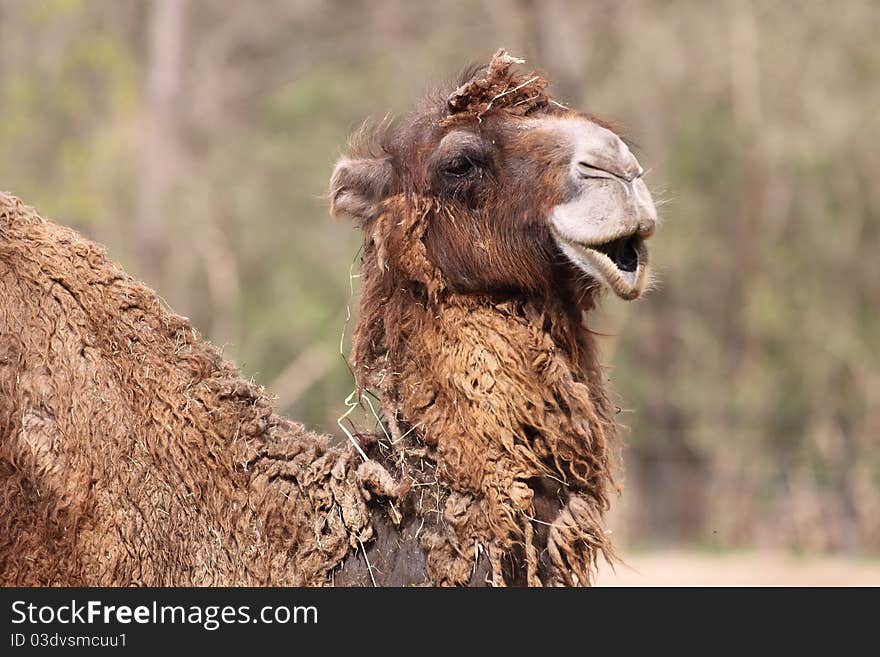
[559,231,649,300]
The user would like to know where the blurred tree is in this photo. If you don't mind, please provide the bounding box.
[0,0,876,554]
[136,0,186,290]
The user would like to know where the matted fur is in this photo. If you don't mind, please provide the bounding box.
[0,192,390,585]
[353,195,619,586]
[444,49,551,124]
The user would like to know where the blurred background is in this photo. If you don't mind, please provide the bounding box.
[1,0,877,583]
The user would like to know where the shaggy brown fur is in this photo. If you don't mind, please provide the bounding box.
[347,200,617,587]
[0,192,400,585]
[332,50,632,586]
[2,51,643,587]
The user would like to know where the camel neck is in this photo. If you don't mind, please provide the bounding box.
[348,291,619,585]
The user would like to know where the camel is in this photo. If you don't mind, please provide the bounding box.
[0,50,656,586]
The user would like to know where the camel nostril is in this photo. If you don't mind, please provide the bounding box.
[576,161,616,180]
[577,160,642,183]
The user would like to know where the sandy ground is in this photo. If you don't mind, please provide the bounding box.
[596,550,880,586]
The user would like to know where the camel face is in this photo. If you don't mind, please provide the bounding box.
[330,49,657,303]
[423,114,657,301]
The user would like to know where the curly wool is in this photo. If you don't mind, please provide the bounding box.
[0,186,620,587]
[0,192,388,586]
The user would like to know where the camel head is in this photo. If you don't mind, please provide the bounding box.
[330,49,657,304]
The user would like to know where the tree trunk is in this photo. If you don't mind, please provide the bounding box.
[136,0,187,290]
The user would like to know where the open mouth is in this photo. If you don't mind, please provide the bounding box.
[554,229,650,300]
[591,234,640,273]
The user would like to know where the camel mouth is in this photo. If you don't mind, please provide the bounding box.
[554,229,650,300]
[590,234,641,273]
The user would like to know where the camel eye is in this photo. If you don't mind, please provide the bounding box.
[443,156,474,178]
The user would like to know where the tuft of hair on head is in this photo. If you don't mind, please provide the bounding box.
[443,48,550,125]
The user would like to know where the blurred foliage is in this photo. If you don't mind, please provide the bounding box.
[0,0,877,553]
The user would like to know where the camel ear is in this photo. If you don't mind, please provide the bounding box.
[329,156,393,221]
